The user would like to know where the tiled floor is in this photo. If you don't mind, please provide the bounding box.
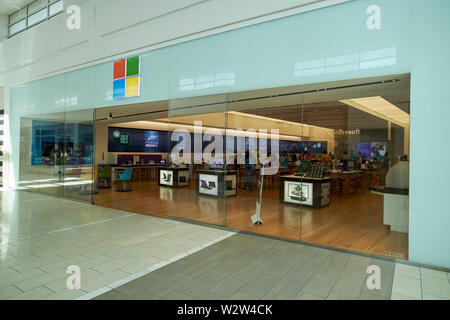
[1,190,449,300]
[0,191,234,300]
[95,233,397,300]
[391,263,450,300]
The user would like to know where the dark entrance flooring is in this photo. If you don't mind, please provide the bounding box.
[94,233,395,300]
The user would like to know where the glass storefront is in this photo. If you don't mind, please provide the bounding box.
[89,74,410,259]
[13,0,442,263]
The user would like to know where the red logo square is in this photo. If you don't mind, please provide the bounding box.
[114,59,126,80]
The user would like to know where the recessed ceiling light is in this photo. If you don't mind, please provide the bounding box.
[339,96,409,127]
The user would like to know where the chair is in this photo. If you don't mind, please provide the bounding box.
[116,168,133,192]
[97,166,112,189]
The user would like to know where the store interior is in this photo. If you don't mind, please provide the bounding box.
[18,74,411,259]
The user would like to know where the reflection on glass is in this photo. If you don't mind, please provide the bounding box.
[18,110,94,203]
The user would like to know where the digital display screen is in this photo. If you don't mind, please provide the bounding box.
[279,141,328,154]
[108,127,170,153]
[356,142,371,158]
[356,142,386,159]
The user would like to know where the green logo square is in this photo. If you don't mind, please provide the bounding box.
[126,56,140,77]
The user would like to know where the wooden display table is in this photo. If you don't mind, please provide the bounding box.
[158,167,190,187]
[280,175,331,209]
[197,169,237,197]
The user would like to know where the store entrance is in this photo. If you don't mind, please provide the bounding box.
[92,74,410,260]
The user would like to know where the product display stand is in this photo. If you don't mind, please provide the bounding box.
[251,167,265,225]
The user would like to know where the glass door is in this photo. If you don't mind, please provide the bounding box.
[62,109,95,203]
[18,109,95,204]
[166,94,228,226]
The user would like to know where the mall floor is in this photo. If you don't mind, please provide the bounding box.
[0,190,448,300]
[94,179,408,259]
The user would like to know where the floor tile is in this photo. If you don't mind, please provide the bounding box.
[421,276,450,299]
[209,275,250,298]
[44,289,87,300]
[162,290,194,300]
[145,273,195,297]
[420,267,448,280]
[331,274,365,298]
[261,290,292,300]
[126,291,162,300]
[228,292,259,300]
[301,274,336,298]
[423,294,447,300]
[0,286,23,299]
[394,263,421,280]
[7,286,54,300]
[268,274,309,298]
[391,293,418,300]
[195,290,226,300]
[113,273,166,296]
[294,292,325,300]
[358,291,389,300]
[327,291,357,300]
[392,275,422,299]
[93,290,128,300]
[177,272,223,297]
[360,274,393,298]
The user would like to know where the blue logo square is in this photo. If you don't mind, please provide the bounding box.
[113,79,126,99]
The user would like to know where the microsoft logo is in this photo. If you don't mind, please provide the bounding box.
[113,56,141,99]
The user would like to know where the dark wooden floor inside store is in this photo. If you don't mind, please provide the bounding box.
[94,180,408,259]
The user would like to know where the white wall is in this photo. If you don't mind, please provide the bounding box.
[0,0,348,87]
[0,14,8,41]
[409,0,450,269]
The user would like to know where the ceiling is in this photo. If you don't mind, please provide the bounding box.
[0,0,33,15]
[96,74,410,131]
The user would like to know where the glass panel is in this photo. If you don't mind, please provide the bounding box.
[93,102,171,215]
[18,109,94,203]
[49,0,63,17]
[299,75,410,259]
[9,20,27,36]
[36,112,66,197]
[166,94,228,226]
[19,117,41,191]
[27,8,48,27]
[226,89,303,241]
[9,7,27,25]
[28,0,49,15]
[18,112,66,197]
[63,109,95,202]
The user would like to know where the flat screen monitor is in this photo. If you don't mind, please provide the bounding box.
[356,142,386,159]
[108,127,170,153]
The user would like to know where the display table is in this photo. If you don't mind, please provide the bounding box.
[280,175,331,208]
[371,186,409,233]
[197,169,237,197]
[370,161,410,234]
[158,167,190,187]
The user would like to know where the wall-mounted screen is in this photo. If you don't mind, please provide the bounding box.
[279,141,328,154]
[356,142,386,159]
[108,127,170,153]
